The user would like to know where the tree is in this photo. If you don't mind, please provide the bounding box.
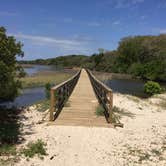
[0,27,24,101]
[117,35,166,81]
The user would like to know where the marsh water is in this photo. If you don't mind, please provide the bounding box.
[0,65,57,107]
[105,79,147,98]
[1,66,166,107]
[23,65,58,76]
[105,78,166,98]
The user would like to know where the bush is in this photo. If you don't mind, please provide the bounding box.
[45,83,52,99]
[21,139,47,158]
[144,81,162,95]
[95,105,105,116]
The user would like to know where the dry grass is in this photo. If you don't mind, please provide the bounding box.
[21,71,73,88]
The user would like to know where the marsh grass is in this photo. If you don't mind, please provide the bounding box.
[21,71,72,88]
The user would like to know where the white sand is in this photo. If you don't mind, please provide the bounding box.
[16,93,166,166]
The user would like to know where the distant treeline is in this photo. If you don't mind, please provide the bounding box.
[19,34,166,82]
[19,55,88,68]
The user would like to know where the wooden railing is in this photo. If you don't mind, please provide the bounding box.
[86,69,123,127]
[49,70,81,121]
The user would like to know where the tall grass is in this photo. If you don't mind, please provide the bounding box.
[21,71,73,88]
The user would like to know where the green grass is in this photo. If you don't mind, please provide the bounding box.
[21,71,73,88]
[21,139,47,158]
[95,105,105,116]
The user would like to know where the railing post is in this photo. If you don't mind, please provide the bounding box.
[50,89,55,121]
[109,91,113,123]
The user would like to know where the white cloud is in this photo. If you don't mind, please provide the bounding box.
[112,20,120,25]
[159,29,166,34]
[9,33,94,55]
[10,33,80,46]
[73,34,95,42]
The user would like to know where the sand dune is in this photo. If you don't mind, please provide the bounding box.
[17,93,166,166]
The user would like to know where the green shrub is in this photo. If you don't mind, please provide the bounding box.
[96,105,105,116]
[45,82,52,99]
[144,81,162,95]
[21,139,47,158]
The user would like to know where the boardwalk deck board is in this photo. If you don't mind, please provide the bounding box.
[53,69,112,127]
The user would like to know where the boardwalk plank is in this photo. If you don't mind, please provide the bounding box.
[54,69,111,127]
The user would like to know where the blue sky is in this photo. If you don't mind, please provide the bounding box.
[0,0,166,60]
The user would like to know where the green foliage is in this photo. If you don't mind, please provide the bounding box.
[45,82,52,99]
[117,35,166,81]
[0,27,24,101]
[144,81,162,95]
[19,55,88,68]
[96,105,104,116]
[21,139,47,158]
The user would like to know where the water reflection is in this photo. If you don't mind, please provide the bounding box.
[0,87,45,108]
[105,79,147,98]
[24,65,58,76]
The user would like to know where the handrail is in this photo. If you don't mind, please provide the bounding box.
[49,70,81,121]
[86,69,123,127]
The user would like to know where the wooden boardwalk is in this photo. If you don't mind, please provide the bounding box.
[54,69,111,127]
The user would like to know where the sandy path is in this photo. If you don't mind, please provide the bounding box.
[17,93,166,166]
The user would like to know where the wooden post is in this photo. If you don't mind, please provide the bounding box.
[50,89,55,121]
[109,91,113,123]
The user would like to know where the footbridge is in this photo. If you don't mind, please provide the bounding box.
[49,69,123,127]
